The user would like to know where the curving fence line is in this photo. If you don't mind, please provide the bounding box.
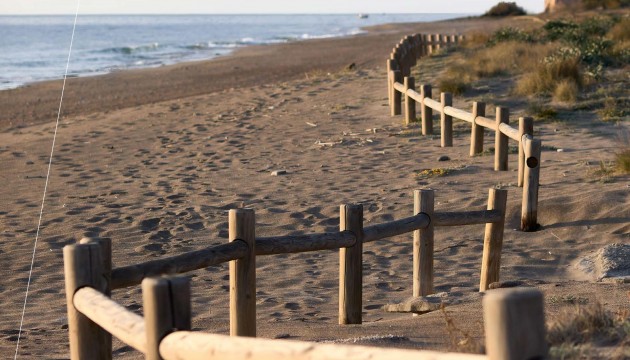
[60,187,548,359]
[386,33,541,232]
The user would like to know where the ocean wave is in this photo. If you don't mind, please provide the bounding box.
[99,42,161,54]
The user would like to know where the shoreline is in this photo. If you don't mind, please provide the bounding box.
[0,15,521,132]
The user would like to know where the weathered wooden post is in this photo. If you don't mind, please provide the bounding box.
[387,58,398,110]
[414,189,435,297]
[441,92,453,147]
[479,188,508,291]
[470,101,486,156]
[78,237,112,356]
[427,34,434,54]
[495,107,509,171]
[421,34,429,56]
[420,84,433,135]
[483,288,547,360]
[518,117,534,187]
[63,243,109,359]
[339,204,363,325]
[142,276,191,360]
[404,76,416,125]
[521,137,541,232]
[391,70,403,116]
[434,33,442,52]
[229,208,256,336]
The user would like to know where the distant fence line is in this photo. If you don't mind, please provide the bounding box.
[60,187,549,359]
[386,33,541,232]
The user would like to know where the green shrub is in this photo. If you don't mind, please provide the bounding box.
[487,27,534,45]
[484,2,527,16]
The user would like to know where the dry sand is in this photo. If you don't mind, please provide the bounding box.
[0,16,628,359]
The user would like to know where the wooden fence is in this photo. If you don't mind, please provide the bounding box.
[386,33,541,232]
[60,187,549,359]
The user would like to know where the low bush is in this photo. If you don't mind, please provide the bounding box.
[554,79,579,102]
[515,56,583,96]
[484,2,527,17]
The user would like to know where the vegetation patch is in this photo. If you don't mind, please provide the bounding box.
[483,2,527,17]
[547,303,630,350]
[439,14,629,115]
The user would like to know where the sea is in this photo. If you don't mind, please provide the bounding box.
[0,14,468,90]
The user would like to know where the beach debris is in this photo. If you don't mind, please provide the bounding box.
[488,280,525,289]
[314,140,341,147]
[437,155,450,161]
[271,170,287,176]
[323,335,411,345]
[383,292,455,314]
[305,122,318,127]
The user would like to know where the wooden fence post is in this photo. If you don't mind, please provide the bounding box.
[495,107,509,171]
[392,70,403,116]
[440,92,453,147]
[470,101,486,156]
[414,190,435,297]
[479,188,507,291]
[435,33,442,52]
[63,243,109,360]
[518,117,534,187]
[339,204,363,325]
[420,84,433,135]
[229,208,256,337]
[521,137,541,232]
[421,34,428,56]
[78,237,112,357]
[483,288,547,360]
[387,59,398,110]
[142,276,191,360]
[404,76,416,125]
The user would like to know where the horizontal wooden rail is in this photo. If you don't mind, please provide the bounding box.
[433,210,503,227]
[363,213,431,243]
[73,287,147,354]
[423,97,442,112]
[444,106,474,123]
[393,82,406,93]
[159,331,487,360]
[111,241,248,289]
[256,232,356,255]
[407,88,423,103]
[499,122,520,141]
[475,116,496,130]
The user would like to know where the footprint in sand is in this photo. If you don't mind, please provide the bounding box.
[140,217,161,232]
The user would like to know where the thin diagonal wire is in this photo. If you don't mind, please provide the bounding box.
[14,1,81,358]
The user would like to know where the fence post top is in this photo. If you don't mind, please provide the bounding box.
[483,287,543,303]
[229,208,255,215]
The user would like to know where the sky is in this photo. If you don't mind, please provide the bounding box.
[0,0,546,15]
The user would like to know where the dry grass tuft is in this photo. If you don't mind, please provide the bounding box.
[554,79,580,103]
[441,306,484,354]
[547,303,630,347]
[607,17,630,42]
[515,56,583,96]
[615,133,630,173]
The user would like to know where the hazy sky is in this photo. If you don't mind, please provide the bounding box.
[1,1,545,15]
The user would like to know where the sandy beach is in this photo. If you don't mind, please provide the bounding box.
[1,15,628,359]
